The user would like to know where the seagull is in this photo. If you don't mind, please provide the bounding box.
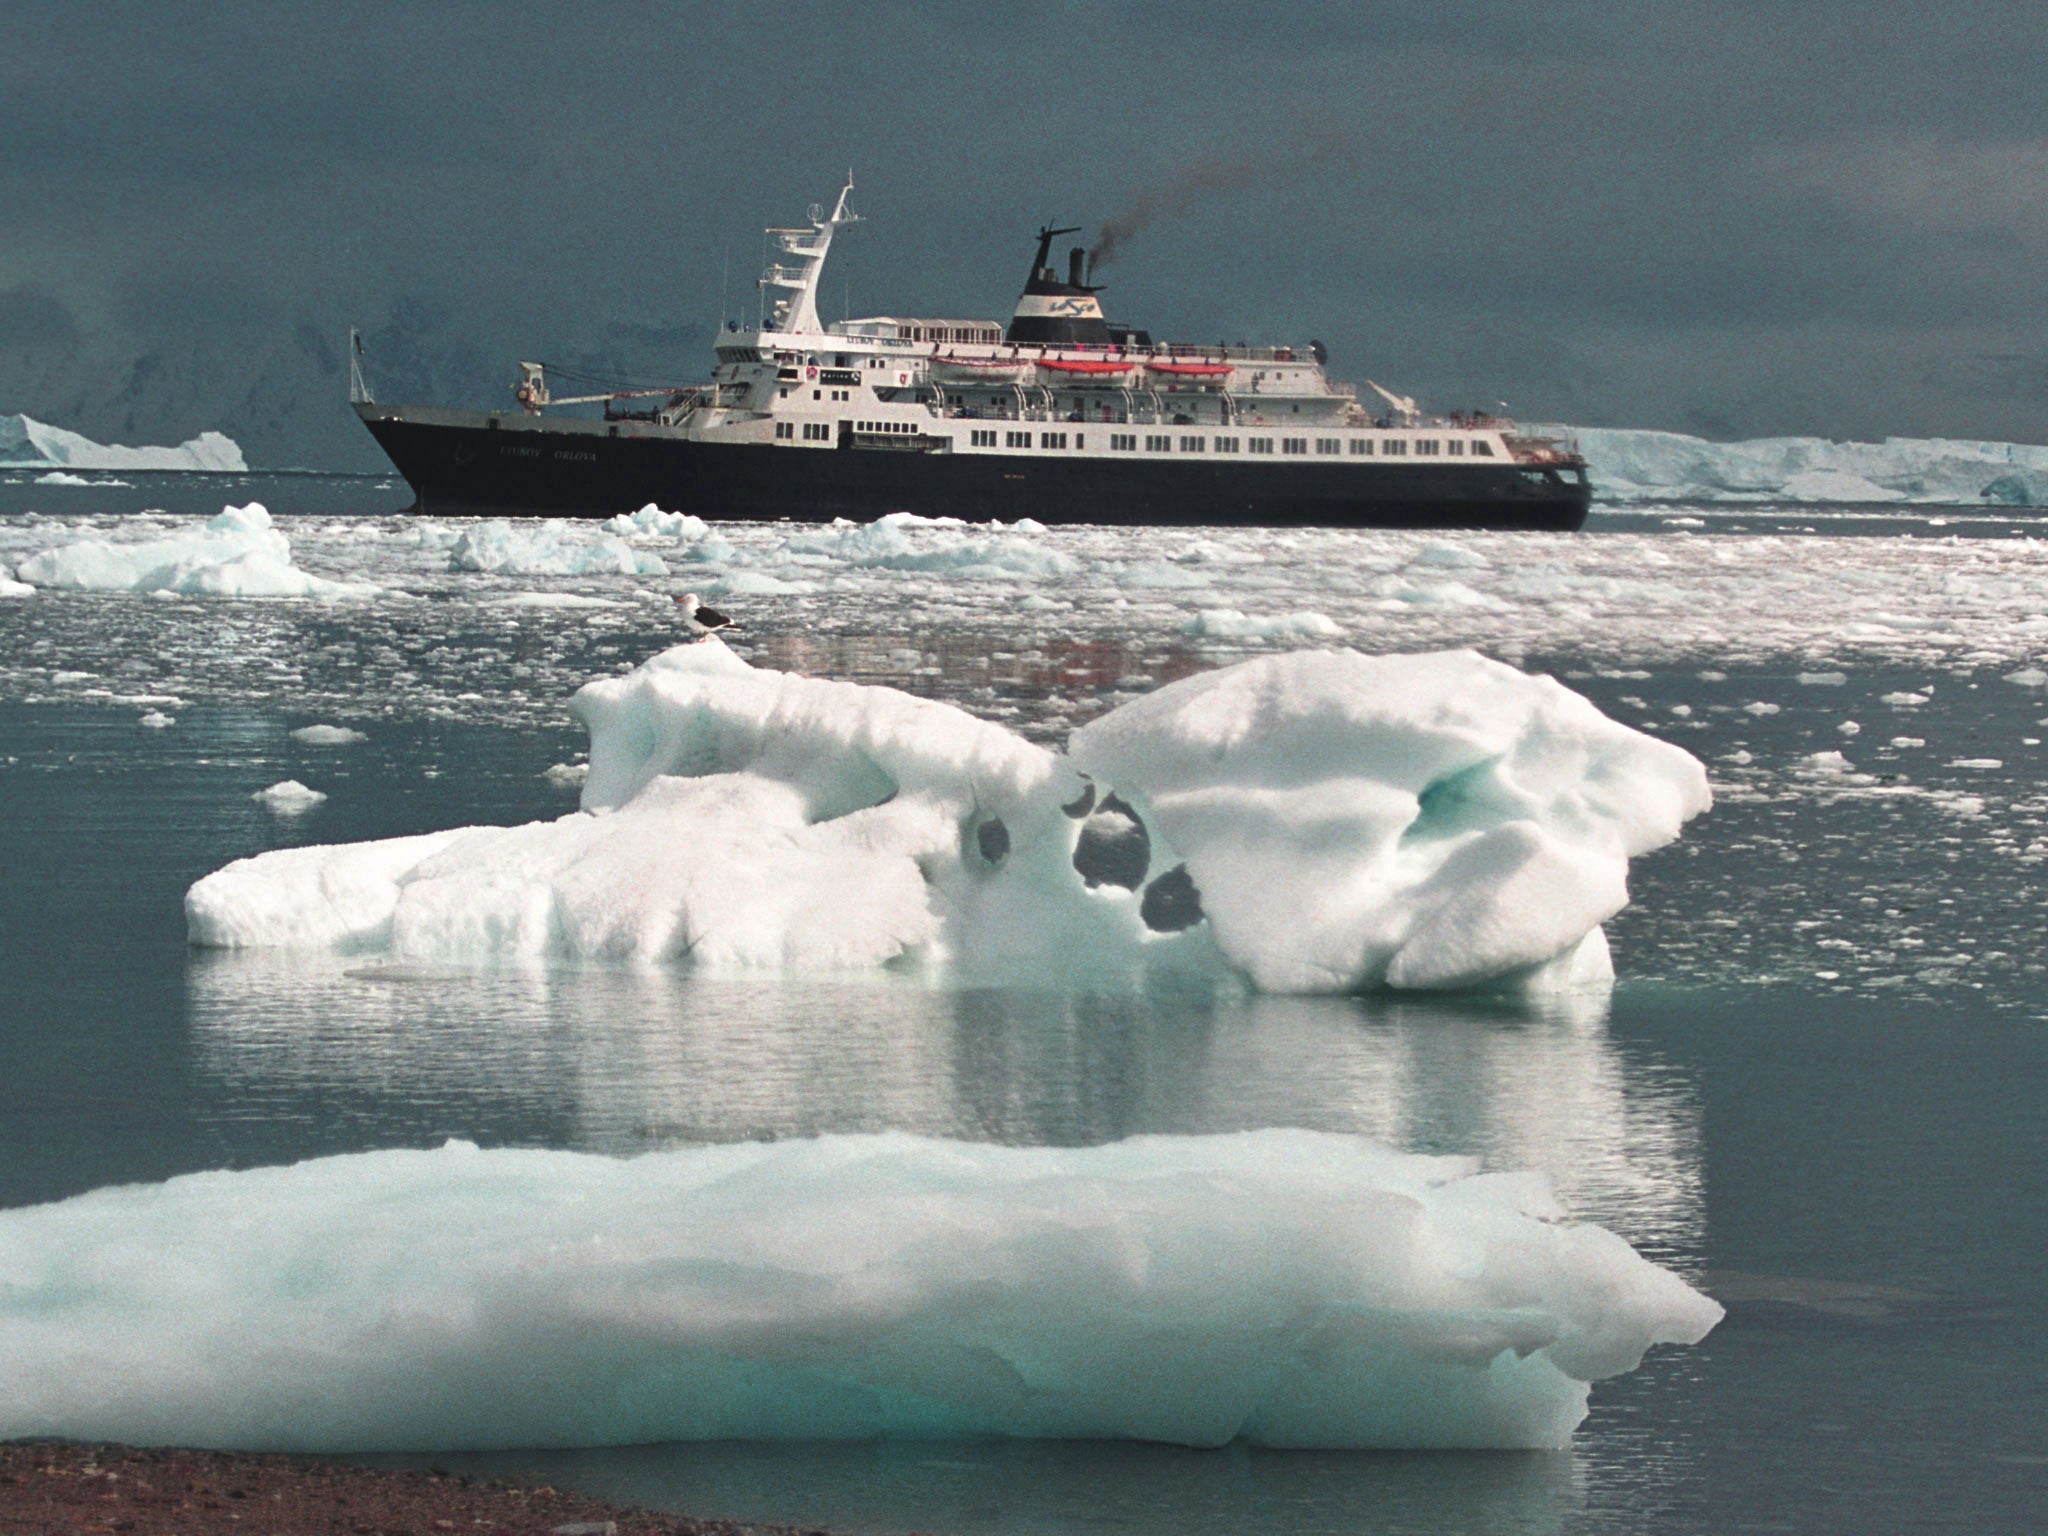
[674,591,739,640]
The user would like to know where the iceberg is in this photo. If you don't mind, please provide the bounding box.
[0,412,246,472]
[13,504,377,599]
[187,644,1709,993]
[1574,427,2048,505]
[0,1131,1722,1453]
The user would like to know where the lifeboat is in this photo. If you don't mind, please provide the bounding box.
[1146,360,1234,379]
[929,353,1033,383]
[1036,357,1137,379]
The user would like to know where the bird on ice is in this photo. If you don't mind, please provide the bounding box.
[674,592,739,640]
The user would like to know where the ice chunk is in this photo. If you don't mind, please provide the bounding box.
[290,724,368,746]
[0,1131,1721,1453]
[252,780,327,815]
[780,512,1079,580]
[13,504,375,599]
[1066,650,1709,993]
[448,520,671,577]
[0,573,32,598]
[0,411,246,471]
[602,504,709,540]
[137,710,175,729]
[1182,608,1343,640]
[187,646,1708,993]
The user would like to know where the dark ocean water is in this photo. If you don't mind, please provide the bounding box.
[2,477,2046,1533]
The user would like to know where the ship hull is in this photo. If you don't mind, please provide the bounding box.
[357,405,1592,531]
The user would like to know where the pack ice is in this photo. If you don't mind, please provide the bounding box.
[186,644,1709,993]
[0,411,246,472]
[0,1130,1722,1452]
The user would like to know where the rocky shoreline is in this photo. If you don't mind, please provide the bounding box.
[0,1441,840,1536]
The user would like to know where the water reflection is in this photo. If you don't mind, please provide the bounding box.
[187,955,1701,1253]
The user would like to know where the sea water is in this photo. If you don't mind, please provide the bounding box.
[1,477,2044,1532]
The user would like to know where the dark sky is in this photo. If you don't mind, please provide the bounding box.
[4,1,2044,468]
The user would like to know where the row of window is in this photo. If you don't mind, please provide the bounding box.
[1095,435,1498,458]
[857,421,916,435]
[772,421,832,442]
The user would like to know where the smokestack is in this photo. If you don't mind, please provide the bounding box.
[1068,247,1086,287]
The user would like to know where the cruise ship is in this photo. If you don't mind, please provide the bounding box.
[352,180,1591,529]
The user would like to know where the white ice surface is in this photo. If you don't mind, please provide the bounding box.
[188,645,1707,993]
[12,504,375,599]
[0,412,246,472]
[1576,427,2048,504]
[449,520,672,577]
[252,780,326,814]
[0,1130,1721,1453]
[289,724,367,746]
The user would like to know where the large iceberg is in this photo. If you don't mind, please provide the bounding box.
[0,412,245,472]
[0,1131,1721,1452]
[1575,427,2048,505]
[187,644,1708,993]
[14,503,376,599]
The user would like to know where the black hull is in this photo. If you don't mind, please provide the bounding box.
[356,405,1592,531]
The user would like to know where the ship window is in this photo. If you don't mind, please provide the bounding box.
[1249,437,1273,454]
[1350,438,1371,455]
[779,387,789,399]
[1007,430,1031,448]
[1472,440,1494,457]
[1417,439,1440,455]
[1180,436,1206,452]
[1383,439,1407,456]
[813,389,821,400]
[1316,438,1340,455]
[1281,438,1307,455]
[1215,435,1239,453]
[1112,433,1135,451]
[1074,434,1084,450]
[1448,440,1466,456]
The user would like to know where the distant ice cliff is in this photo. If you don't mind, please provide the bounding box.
[1573,427,2048,506]
[0,412,246,473]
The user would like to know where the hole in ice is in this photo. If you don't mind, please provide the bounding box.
[1062,780,1096,818]
[975,817,1011,864]
[1140,863,1204,932]
[1072,793,1149,890]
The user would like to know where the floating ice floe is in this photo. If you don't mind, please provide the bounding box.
[1182,608,1343,641]
[0,411,246,472]
[778,512,1078,580]
[12,504,376,599]
[289,724,368,746]
[0,572,31,598]
[0,1130,1722,1453]
[1574,427,2048,505]
[448,520,672,577]
[252,780,326,815]
[603,503,709,540]
[188,644,1709,994]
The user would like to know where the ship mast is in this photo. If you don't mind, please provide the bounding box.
[758,175,859,336]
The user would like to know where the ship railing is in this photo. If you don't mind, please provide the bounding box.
[761,265,810,287]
